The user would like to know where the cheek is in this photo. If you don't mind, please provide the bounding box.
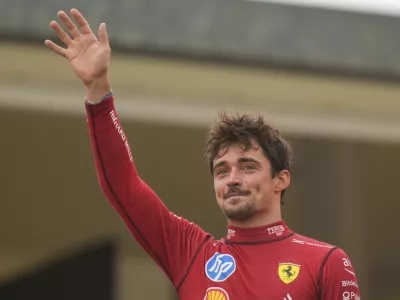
[248,175,272,194]
[214,179,224,197]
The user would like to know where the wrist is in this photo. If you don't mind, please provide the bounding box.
[85,75,112,104]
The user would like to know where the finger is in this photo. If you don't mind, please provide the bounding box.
[44,39,67,57]
[70,8,92,34]
[98,23,109,46]
[57,11,80,38]
[50,21,72,46]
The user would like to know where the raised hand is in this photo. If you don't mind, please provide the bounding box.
[45,9,111,99]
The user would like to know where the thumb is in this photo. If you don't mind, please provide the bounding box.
[98,23,109,46]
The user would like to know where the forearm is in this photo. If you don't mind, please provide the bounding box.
[86,95,140,200]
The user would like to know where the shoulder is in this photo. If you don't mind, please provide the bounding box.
[319,246,355,273]
[288,234,353,280]
[291,233,336,251]
[290,233,338,259]
[290,233,354,268]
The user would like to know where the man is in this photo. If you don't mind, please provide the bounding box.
[45,9,361,299]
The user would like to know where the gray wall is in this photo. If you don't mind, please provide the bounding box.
[2,0,400,78]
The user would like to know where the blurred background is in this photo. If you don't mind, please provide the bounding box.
[1,0,400,299]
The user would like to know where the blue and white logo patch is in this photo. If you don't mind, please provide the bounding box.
[205,252,236,282]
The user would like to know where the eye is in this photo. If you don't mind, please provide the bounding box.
[215,169,228,176]
[243,165,256,171]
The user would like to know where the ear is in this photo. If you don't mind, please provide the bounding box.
[274,170,290,193]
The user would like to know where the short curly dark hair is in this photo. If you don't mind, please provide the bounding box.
[205,112,293,203]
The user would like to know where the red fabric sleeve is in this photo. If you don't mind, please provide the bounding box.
[85,96,210,287]
[319,248,361,300]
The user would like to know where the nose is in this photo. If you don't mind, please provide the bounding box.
[226,168,242,187]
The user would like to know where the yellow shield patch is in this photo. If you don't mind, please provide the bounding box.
[278,263,300,284]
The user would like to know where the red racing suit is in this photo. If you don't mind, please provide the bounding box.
[86,95,361,300]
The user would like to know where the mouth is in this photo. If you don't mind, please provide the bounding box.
[223,191,250,200]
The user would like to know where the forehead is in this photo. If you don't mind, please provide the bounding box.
[214,143,268,165]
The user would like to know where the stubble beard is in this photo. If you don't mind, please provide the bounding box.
[222,197,254,220]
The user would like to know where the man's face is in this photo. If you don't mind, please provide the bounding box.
[213,143,281,222]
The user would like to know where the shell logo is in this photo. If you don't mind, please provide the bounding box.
[204,287,229,300]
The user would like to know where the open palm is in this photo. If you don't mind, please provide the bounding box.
[45,9,111,86]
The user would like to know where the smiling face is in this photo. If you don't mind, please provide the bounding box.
[212,142,289,225]
[205,113,292,226]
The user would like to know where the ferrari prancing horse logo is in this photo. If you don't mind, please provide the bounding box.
[278,263,300,284]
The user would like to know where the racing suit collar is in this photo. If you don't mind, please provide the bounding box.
[225,220,294,244]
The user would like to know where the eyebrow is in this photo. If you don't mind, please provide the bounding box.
[213,157,261,173]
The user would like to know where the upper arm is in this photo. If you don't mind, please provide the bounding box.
[319,248,361,300]
[86,99,210,287]
[111,177,211,288]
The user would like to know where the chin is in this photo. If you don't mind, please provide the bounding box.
[223,202,253,221]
